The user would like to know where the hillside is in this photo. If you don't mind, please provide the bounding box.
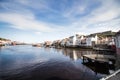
[0,37,10,41]
[88,31,116,38]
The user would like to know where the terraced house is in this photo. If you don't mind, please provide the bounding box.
[59,31,116,48]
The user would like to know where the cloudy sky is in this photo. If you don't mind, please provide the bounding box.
[0,0,120,43]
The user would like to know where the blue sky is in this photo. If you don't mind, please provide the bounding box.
[0,0,120,43]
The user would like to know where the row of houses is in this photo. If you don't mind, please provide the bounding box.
[43,31,116,48]
[63,31,115,47]
[60,34,98,47]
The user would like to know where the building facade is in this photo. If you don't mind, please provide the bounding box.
[115,31,120,70]
[86,35,98,46]
[115,31,120,55]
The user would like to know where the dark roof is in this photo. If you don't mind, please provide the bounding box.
[69,36,74,38]
[87,34,96,37]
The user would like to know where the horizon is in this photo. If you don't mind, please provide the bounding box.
[0,0,120,43]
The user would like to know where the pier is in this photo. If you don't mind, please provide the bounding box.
[82,54,115,64]
[82,54,116,74]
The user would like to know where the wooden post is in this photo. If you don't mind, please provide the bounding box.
[83,56,85,63]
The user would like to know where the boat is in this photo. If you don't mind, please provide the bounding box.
[32,44,41,47]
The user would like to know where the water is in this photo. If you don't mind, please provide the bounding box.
[0,45,107,80]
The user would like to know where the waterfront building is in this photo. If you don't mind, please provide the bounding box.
[97,31,116,45]
[86,35,98,46]
[52,31,116,48]
[115,31,120,54]
[60,38,68,47]
[52,40,61,47]
[76,34,86,46]
[98,36,115,45]
[65,34,86,47]
[100,31,120,80]
[115,31,120,70]
[44,41,52,47]
[66,36,75,47]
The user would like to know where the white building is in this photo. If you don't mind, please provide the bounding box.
[66,36,74,46]
[64,34,86,47]
[76,35,85,46]
[60,38,68,47]
[86,35,98,46]
[66,35,78,47]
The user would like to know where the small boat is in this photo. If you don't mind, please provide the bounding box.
[32,44,41,47]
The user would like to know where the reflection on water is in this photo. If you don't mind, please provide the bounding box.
[0,45,107,80]
[61,48,94,61]
[59,48,115,74]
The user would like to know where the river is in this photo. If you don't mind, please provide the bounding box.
[0,45,109,80]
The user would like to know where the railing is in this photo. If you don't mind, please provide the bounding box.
[100,69,120,80]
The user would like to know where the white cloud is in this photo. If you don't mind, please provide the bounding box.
[35,32,42,35]
[64,0,120,34]
[62,1,87,18]
[88,0,120,23]
[89,10,120,23]
[0,0,120,42]
[0,12,55,32]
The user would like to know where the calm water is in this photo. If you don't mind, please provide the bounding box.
[0,45,106,80]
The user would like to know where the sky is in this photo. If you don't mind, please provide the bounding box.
[0,0,120,43]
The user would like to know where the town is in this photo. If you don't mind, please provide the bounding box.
[33,31,116,50]
[34,30,120,80]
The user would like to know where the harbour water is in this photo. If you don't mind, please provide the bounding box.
[0,45,112,80]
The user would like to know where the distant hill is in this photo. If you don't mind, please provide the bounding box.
[88,31,116,38]
[0,37,10,41]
